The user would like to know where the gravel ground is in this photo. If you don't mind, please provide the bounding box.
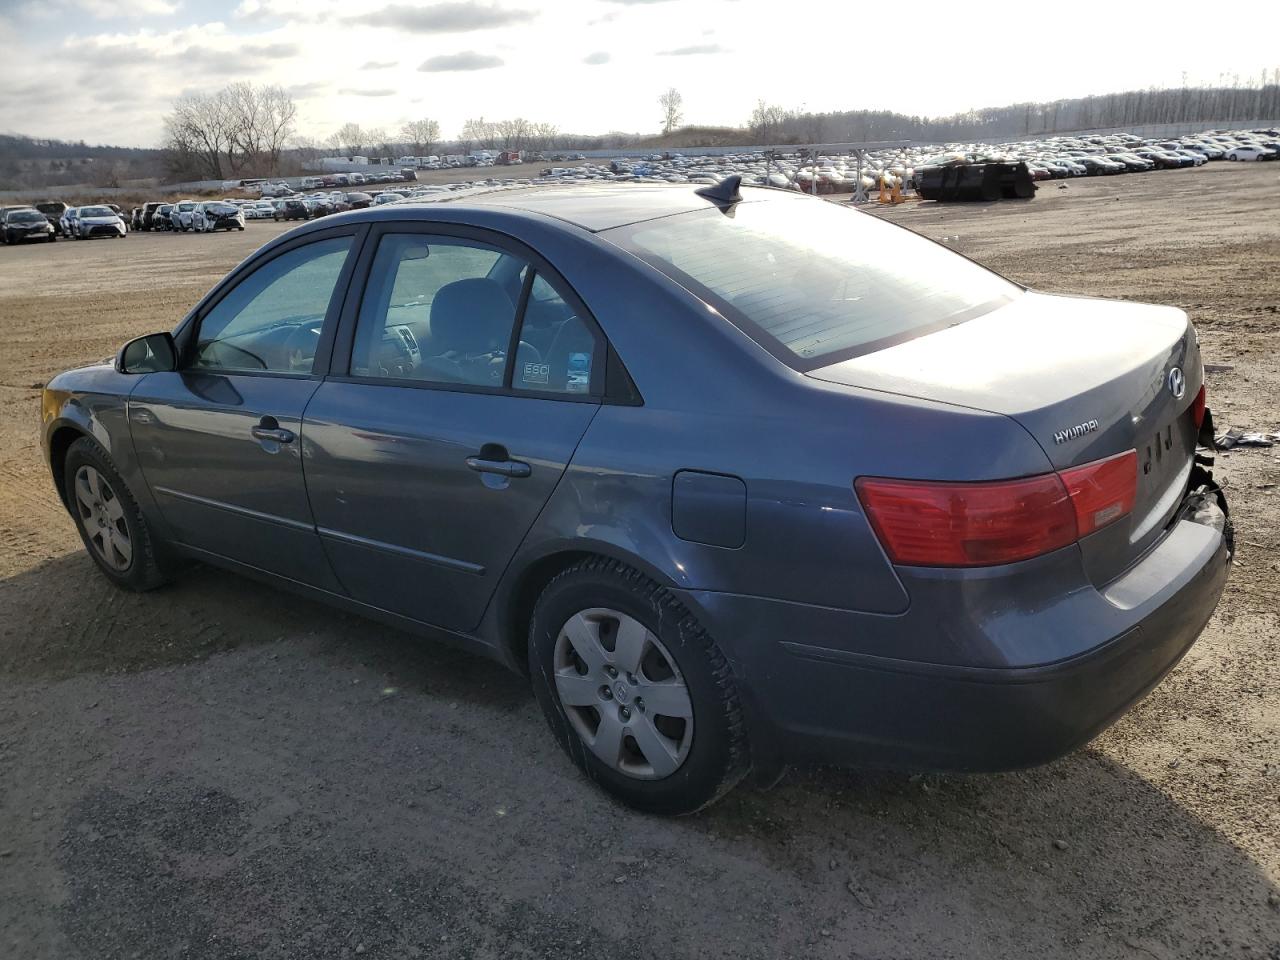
[1,162,1277,959]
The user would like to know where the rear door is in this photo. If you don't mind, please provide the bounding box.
[301,223,605,632]
[129,228,362,588]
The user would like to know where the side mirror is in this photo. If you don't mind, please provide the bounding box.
[116,332,177,374]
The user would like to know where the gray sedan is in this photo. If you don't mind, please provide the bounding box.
[41,180,1231,813]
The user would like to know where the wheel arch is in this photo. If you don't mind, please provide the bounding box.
[47,422,90,511]
[492,543,680,676]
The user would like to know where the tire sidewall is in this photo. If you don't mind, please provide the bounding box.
[529,563,743,815]
[63,437,164,591]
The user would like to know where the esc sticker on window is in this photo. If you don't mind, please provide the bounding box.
[566,352,590,393]
[521,353,591,392]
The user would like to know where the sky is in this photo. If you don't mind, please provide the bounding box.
[0,0,1277,148]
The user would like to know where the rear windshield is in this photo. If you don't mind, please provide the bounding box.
[607,197,1019,369]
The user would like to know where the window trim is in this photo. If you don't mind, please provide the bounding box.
[328,220,611,403]
[173,224,367,379]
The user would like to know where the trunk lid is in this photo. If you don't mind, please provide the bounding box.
[810,291,1203,584]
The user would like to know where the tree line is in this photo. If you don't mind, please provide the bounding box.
[744,76,1280,145]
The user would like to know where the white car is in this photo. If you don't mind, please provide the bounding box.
[191,201,246,232]
[170,200,198,231]
[246,201,276,220]
[71,204,127,240]
[1227,145,1274,161]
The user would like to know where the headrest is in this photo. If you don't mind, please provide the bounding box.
[429,278,513,355]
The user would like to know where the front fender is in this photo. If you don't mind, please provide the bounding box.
[40,366,169,539]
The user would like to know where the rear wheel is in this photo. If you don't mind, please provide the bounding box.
[529,558,748,814]
[64,437,169,591]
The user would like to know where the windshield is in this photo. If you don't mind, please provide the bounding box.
[607,197,1020,368]
[11,211,45,223]
[80,206,114,217]
[177,203,195,211]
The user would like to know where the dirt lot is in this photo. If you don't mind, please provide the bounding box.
[1,163,1277,959]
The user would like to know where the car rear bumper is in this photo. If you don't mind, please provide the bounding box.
[678,485,1231,773]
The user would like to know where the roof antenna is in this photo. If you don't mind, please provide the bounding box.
[694,174,743,206]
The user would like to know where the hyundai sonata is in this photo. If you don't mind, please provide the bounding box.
[42,179,1232,813]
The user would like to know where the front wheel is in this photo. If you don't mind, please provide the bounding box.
[529,558,749,814]
[63,437,170,591]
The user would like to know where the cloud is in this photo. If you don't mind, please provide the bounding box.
[232,0,329,22]
[285,81,328,99]
[360,59,398,70]
[338,87,397,97]
[601,0,674,4]
[348,2,535,33]
[658,43,727,55]
[582,51,610,65]
[418,51,503,72]
[76,0,179,16]
[242,41,300,58]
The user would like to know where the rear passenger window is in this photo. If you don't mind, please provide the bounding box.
[513,273,597,395]
[351,234,525,387]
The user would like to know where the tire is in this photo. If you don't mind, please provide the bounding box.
[528,558,748,815]
[63,436,169,592]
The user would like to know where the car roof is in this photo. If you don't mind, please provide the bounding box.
[383,183,722,232]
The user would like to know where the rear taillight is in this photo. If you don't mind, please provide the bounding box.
[1190,384,1206,430]
[1059,450,1138,536]
[856,450,1138,568]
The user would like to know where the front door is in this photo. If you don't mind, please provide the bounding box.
[130,233,358,589]
[301,228,606,632]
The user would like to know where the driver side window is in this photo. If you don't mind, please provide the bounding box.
[193,236,352,374]
[350,234,524,387]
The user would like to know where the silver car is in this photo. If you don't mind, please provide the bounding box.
[70,205,126,240]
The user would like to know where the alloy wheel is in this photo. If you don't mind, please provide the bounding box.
[553,607,694,780]
[73,465,132,572]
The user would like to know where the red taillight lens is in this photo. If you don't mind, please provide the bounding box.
[1191,384,1206,429]
[856,450,1138,568]
[855,474,1077,567]
[1059,450,1138,536]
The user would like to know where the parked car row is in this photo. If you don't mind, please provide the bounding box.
[0,202,131,243]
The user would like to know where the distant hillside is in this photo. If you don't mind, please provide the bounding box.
[0,135,165,191]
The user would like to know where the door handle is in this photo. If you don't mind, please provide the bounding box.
[251,416,295,444]
[465,456,531,478]
[252,426,295,443]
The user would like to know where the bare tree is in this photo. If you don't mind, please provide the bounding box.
[748,100,789,143]
[162,83,297,180]
[364,127,388,158]
[460,117,494,151]
[400,119,441,156]
[532,122,558,152]
[163,91,233,180]
[658,88,683,135]
[330,122,366,155]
